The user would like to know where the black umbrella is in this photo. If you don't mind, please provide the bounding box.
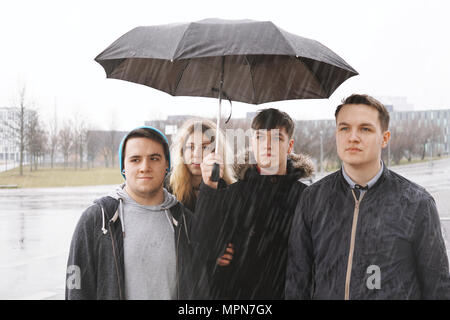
[95,18,358,180]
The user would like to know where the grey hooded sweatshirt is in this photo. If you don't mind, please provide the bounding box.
[65,184,197,300]
[115,185,178,299]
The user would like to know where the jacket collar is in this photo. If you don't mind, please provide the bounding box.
[233,152,315,181]
[338,161,389,192]
[342,161,384,189]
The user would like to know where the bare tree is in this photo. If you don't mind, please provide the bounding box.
[2,86,30,175]
[412,121,443,160]
[427,122,445,157]
[90,129,126,168]
[388,118,445,163]
[388,118,411,164]
[294,120,338,171]
[47,101,59,169]
[294,121,317,159]
[107,130,120,168]
[100,143,110,168]
[86,129,102,168]
[25,110,47,171]
[72,114,88,170]
[59,120,73,169]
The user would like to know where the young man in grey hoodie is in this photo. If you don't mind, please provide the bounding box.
[65,126,195,300]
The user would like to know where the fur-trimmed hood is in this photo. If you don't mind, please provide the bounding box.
[233,152,315,181]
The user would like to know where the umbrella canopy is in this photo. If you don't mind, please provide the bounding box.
[95,18,358,104]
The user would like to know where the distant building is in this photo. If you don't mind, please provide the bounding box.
[0,107,35,163]
[385,104,394,113]
[390,108,450,154]
[297,119,335,129]
[377,97,449,154]
[145,115,215,143]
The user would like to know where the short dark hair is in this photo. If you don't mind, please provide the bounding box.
[335,94,390,131]
[251,108,295,138]
[121,128,170,169]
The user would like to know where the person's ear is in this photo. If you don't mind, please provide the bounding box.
[165,159,170,174]
[382,130,391,148]
[288,139,294,154]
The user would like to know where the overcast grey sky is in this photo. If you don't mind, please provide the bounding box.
[1,0,449,131]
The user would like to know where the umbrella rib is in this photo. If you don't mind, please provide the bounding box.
[296,57,327,97]
[244,56,257,104]
[173,59,191,96]
[272,23,298,56]
[171,24,191,60]
[272,24,327,97]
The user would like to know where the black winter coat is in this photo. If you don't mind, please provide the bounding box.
[286,165,450,300]
[194,153,314,299]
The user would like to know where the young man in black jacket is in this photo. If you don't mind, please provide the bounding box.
[286,94,450,299]
[65,126,196,300]
[194,108,314,299]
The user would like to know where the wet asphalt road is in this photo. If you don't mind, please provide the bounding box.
[0,185,113,300]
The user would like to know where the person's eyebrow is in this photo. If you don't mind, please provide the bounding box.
[359,123,376,127]
[129,153,162,158]
[149,153,162,158]
[338,122,376,128]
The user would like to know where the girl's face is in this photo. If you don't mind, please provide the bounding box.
[183,132,213,176]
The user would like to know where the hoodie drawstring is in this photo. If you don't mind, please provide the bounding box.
[101,205,108,235]
[119,198,125,238]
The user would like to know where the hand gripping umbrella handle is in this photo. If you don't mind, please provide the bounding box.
[210,163,220,182]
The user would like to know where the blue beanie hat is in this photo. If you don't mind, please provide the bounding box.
[118,126,170,179]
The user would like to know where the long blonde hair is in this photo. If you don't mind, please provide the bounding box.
[169,118,236,209]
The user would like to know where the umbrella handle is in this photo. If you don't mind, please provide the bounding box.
[210,162,220,182]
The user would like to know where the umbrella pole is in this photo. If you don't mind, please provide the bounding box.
[210,56,225,182]
[215,92,221,154]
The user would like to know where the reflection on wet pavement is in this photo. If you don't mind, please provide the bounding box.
[0,185,115,300]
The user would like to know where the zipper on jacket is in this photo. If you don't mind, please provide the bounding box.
[109,221,124,300]
[344,190,366,300]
